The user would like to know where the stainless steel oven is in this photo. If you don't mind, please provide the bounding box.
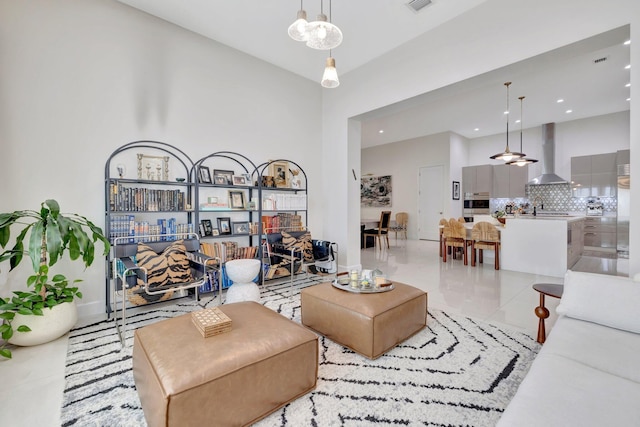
[463,192,490,222]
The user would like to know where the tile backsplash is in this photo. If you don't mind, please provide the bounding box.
[490,183,617,214]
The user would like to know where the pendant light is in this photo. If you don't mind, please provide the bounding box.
[288,0,309,41]
[507,96,539,166]
[490,82,524,162]
[321,51,339,88]
[306,0,342,50]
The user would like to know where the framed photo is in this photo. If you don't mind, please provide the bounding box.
[232,175,247,186]
[217,217,231,235]
[213,169,234,185]
[232,221,250,235]
[137,154,170,181]
[213,174,227,185]
[269,161,290,188]
[211,228,220,236]
[200,219,213,236]
[261,175,276,188]
[198,166,212,184]
[242,173,252,185]
[228,190,245,209]
[452,181,460,200]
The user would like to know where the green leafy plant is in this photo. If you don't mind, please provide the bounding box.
[0,199,110,359]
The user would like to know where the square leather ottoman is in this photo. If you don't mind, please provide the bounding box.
[301,282,427,359]
[132,301,318,427]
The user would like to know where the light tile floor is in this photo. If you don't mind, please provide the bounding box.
[0,239,626,426]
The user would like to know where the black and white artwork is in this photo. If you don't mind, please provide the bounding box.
[361,175,392,207]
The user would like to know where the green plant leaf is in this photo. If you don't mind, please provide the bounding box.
[44,199,60,218]
[0,323,10,334]
[76,291,83,299]
[46,217,63,267]
[1,325,13,340]
[28,221,45,271]
[31,308,43,316]
[0,348,12,359]
[17,307,33,315]
[16,325,32,332]
[0,305,17,314]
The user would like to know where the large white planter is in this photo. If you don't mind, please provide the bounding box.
[8,300,78,346]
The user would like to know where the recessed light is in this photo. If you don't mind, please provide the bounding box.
[515,119,521,124]
[474,128,480,131]
[625,64,631,69]
[504,110,509,115]
[627,97,631,102]
[556,99,564,103]
[378,130,384,134]
[624,40,631,45]
[566,109,573,114]
[625,83,631,87]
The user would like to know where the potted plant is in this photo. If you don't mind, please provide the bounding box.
[0,199,110,359]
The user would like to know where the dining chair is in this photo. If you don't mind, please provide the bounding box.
[390,212,408,241]
[470,221,501,270]
[363,211,391,250]
[442,218,471,265]
[438,218,448,257]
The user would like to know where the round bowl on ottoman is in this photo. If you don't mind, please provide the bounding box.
[225,259,262,304]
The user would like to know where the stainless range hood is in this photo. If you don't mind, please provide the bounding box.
[528,123,568,185]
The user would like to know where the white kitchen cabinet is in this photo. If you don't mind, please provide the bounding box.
[571,153,617,197]
[492,164,528,198]
[583,216,616,250]
[462,165,493,195]
[567,218,584,268]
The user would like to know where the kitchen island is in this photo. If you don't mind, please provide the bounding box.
[500,216,585,278]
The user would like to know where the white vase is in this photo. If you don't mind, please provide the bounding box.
[8,300,78,346]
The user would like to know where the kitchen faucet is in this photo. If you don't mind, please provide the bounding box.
[533,196,544,216]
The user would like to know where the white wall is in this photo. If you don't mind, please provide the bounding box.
[0,0,322,317]
[361,132,450,239]
[449,133,469,218]
[323,0,639,276]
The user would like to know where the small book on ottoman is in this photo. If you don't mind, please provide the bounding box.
[191,307,232,338]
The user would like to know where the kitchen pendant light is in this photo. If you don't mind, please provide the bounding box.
[306,0,342,50]
[490,82,524,162]
[507,96,538,166]
[321,53,339,88]
[288,0,309,41]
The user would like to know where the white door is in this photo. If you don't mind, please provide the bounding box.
[418,165,444,240]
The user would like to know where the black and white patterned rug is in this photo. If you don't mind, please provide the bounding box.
[61,277,540,426]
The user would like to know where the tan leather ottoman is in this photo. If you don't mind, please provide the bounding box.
[132,301,318,427]
[301,282,427,359]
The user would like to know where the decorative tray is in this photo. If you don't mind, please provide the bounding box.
[332,277,395,294]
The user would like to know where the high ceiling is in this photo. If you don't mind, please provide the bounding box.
[116,0,631,148]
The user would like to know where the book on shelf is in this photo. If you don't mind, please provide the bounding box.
[109,183,186,211]
[108,215,192,243]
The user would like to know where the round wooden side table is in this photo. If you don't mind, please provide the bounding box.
[532,283,564,344]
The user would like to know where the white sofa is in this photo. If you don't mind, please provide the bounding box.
[498,270,640,427]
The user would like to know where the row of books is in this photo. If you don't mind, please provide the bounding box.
[262,193,307,210]
[109,215,193,243]
[200,241,259,262]
[109,183,187,212]
[261,213,303,234]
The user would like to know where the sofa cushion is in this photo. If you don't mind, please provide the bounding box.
[556,270,640,333]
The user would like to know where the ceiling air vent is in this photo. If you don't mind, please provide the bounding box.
[406,0,433,13]
[593,56,608,64]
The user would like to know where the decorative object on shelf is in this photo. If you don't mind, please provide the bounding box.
[175,178,186,182]
[489,82,525,162]
[270,161,290,188]
[116,164,126,178]
[212,228,220,236]
[228,190,246,209]
[137,154,169,181]
[217,217,231,235]
[232,175,248,186]
[261,175,276,188]
[452,181,460,200]
[290,168,302,188]
[213,169,234,185]
[0,199,110,359]
[361,175,392,207]
[232,221,250,235]
[200,219,213,236]
[198,166,212,184]
[506,96,539,166]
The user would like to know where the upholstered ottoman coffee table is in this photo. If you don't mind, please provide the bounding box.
[301,281,427,359]
[132,301,318,427]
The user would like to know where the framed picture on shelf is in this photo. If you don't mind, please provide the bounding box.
[213,169,234,185]
[198,166,212,184]
[269,161,290,188]
[261,175,276,188]
[232,221,250,235]
[217,217,231,235]
[452,181,460,200]
[232,175,247,186]
[228,190,245,209]
[242,173,252,185]
[200,219,213,236]
[137,153,170,181]
[213,174,227,185]
[212,228,220,236]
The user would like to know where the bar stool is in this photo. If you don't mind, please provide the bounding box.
[470,221,501,270]
[443,218,471,265]
[439,218,448,257]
